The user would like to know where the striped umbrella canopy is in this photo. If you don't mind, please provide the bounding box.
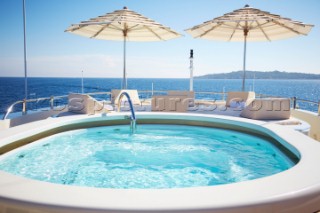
[185,5,314,91]
[66,6,181,89]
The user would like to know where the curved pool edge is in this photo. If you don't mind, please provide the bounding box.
[1,112,320,213]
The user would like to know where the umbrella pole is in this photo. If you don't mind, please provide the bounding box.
[122,36,127,89]
[242,29,248,91]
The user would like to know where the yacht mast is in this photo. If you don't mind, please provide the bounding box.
[23,0,28,100]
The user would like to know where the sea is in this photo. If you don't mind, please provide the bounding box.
[0,77,319,115]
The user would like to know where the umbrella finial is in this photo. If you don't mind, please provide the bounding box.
[244,4,250,8]
[123,6,128,10]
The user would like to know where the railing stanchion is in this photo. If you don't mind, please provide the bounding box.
[22,99,27,115]
[50,96,54,110]
[293,97,297,109]
[223,87,225,101]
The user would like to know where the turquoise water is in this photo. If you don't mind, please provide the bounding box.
[0,124,295,189]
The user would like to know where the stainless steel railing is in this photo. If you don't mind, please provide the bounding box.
[117,91,137,133]
[292,97,320,115]
[255,94,319,115]
[2,91,319,120]
[2,92,111,120]
[2,95,69,120]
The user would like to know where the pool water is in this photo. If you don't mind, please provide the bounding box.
[0,124,295,189]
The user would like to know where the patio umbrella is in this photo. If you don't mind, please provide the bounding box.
[65,6,181,89]
[185,5,313,91]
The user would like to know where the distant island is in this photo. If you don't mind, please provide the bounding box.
[195,71,320,79]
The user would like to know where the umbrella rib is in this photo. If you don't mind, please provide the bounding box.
[144,25,164,40]
[125,24,170,40]
[228,21,241,41]
[255,20,271,41]
[272,19,308,35]
[90,23,126,38]
[90,9,133,38]
[127,24,141,31]
[197,22,224,38]
[90,14,125,38]
[90,24,111,38]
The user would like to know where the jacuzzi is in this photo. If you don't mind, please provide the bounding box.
[1,112,320,213]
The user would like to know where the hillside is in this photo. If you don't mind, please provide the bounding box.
[195,71,320,79]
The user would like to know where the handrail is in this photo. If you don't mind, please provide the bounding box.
[292,97,319,106]
[3,100,25,120]
[255,94,319,116]
[116,91,136,132]
[2,91,319,119]
[2,92,111,120]
[292,96,320,116]
[2,96,69,120]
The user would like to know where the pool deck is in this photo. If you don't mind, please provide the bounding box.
[0,112,320,212]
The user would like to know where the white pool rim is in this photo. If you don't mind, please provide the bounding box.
[1,112,320,212]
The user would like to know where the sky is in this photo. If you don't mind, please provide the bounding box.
[0,0,319,78]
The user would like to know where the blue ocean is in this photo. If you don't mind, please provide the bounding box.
[0,77,319,115]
